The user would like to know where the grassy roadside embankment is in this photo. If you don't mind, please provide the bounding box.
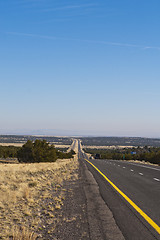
[0,156,78,239]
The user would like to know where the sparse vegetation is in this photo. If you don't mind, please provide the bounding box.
[0,158,78,239]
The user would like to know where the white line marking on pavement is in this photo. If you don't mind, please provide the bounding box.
[123,167,126,169]
[130,169,134,172]
[153,178,160,182]
[139,173,143,176]
[126,162,160,171]
[118,165,120,167]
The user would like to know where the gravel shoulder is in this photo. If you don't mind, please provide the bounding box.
[52,162,90,240]
[52,159,124,240]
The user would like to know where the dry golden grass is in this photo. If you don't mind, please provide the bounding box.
[12,226,37,240]
[0,155,78,239]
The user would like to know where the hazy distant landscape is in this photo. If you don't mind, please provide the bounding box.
[80,136,160,147]
[0,135,72,145]
[1,135,160,147]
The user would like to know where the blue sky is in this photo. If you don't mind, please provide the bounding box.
[0,0,160,137]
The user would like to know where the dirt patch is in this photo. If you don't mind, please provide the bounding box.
[83,145,134,149]
[0,158,18,164]
[0,143,24,147]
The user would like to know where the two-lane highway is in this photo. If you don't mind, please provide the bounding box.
[78,141,160,239]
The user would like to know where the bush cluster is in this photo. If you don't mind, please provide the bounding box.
[85,146,160,165]
[0,140,75,163]
[0,146,20,158]
[17,140,75,163]
[17,140,57,163]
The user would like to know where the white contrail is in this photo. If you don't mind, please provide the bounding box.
[42,4,97,12]
[6,32,160,51]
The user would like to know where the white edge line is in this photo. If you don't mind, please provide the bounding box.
[126,162,160,171]
[153,178,160,182]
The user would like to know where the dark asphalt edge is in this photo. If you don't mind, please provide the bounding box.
[80,160,125,240]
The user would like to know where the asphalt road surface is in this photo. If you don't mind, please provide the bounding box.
[78,141,160,240]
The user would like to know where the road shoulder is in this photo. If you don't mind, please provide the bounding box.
[80,159,125,240]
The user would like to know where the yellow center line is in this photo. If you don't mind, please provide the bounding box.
[85,159,160,235]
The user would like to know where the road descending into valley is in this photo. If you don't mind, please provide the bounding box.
[78,140,160,240]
